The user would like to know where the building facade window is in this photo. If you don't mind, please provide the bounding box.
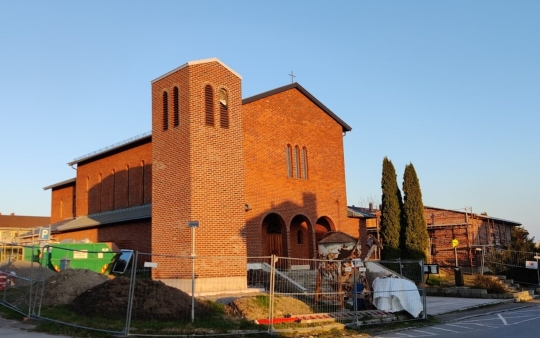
[302,147,308,179]
[98,173,102,212]
[112,169,116,209]
[205,85,214,126]
[173,86,179,127]
[294,146,300,178]
[162,91,169,131]
[141,160,145,204]
[219,88,229,128]
[286,144,292,177]
[297,230,303,244]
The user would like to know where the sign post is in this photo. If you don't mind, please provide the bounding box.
[452,239,459,267]
[535,254,540,285]
[188,221,199,323]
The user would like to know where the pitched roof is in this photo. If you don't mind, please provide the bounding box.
[151,57,242,83]
[242,82,352,133]
[54,204,151,232]
[347,206,377,218]
[0,214,51,229]
[43,177,76,191]
[424,206,521,226]
[319,231,358,244]
[67,131,151,166]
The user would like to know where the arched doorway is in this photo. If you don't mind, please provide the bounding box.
[289,215,313,259]
[261,213,286,257]
[315,217,334,244]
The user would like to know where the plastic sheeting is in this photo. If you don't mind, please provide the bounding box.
[372,277,423,318]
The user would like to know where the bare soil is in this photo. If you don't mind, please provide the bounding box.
[0,260,56,282]
[42,268,110,307]
[70,276,213,320]
[230,295,313,321]
[3,262,313,323]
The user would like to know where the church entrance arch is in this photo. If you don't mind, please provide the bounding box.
[289,215,313,259]
[262,213,287,257]
[314,217,335,250]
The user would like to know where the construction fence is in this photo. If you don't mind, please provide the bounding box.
[1,244,427,336]
[479,246,540,286]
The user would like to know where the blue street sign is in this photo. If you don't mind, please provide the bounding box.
[39,227,50,240]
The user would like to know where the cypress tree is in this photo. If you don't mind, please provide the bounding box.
[380,157,403,259]
[402,163,429,260]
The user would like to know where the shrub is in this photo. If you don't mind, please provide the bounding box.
[471,275,507,294]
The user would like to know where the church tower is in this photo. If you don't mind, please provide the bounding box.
[151,58,246,292]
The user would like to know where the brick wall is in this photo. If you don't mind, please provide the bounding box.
[50,183,75,223]
[54,220,151,253]
[243,87,353,258]
[75,140,152,216]
[151,59,246,279]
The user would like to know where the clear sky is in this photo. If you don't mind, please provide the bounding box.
[1,2,539,240]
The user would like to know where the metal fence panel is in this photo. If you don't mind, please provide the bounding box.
[1,246,427,336]
[259,256,426,332]
[483,247,540,285]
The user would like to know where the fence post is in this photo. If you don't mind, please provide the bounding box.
[124,250,138,336]
[268,254,276,333]
[420,260,427,321]
[481,245,485,275]
[353,265,358,324]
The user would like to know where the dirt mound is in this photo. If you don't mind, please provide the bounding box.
[0,260,56,282]
[42,269,110,307]
[230,295,312,321]
[70,277,213,320]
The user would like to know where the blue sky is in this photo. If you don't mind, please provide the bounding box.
[1,1,539,240]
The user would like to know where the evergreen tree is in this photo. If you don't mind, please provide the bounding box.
[380,157,403,259]
[402,163,429,260]
[508,226,535,252]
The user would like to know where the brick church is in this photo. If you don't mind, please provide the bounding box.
[43,58,362,291]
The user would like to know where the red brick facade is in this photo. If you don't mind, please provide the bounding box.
[50,182,76,223]
[243,87,357,258]
[365,206,519,266]
[76,140,152,216]
[151,60,246,279]
[46,58,357,282]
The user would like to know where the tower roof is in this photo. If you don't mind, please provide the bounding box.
[151,57,242,84]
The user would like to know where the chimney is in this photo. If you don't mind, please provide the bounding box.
[369,202,373,212]
[10,212,14,216]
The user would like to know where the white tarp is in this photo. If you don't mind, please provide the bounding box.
[372,277,423,318]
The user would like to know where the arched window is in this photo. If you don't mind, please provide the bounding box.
[112,169,116,209]
[302,147,308,179]
[294,146,300,178]
[98,173,102,212]
[219,88,229,128]
[173,86,179,127]
[141,160,145,204]
[286,144,292,178]
[126,165,130,207]
[205,85,214,126]
[162,91,169,131]
[297,230,303,244]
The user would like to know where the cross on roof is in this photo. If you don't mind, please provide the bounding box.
[288,71,296,83]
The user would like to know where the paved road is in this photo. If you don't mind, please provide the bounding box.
[0,316,70,338]
[374,304,540,338]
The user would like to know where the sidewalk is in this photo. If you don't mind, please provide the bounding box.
[425,296,514,316]
[0,316,70,338]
